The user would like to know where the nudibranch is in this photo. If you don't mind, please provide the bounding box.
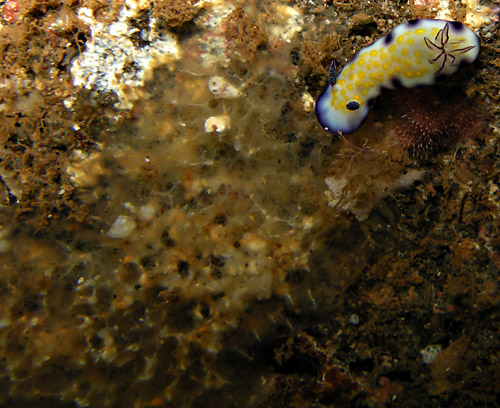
[315,19,480,134]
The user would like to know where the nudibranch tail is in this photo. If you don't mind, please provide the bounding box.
[315,19,480,134]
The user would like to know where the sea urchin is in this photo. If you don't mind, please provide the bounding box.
[391,87,484,159]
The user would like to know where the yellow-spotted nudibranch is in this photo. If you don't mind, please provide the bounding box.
[315,19,480,134]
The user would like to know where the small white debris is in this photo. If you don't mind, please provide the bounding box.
[123,202,136,213]
[204,115,231,133]
[77,7,93,24]
[63,96,75,110]
[67,151,107,188]
[349,314,360,325]
[325,169,424,222]
[269,5,304,43]
[107,215,136,238]
[302,91,315,112]
[420,344,442,364]
[392,169,426,190]
[138,204,156,221]
[207,76,242,98]
[108,21,130,37]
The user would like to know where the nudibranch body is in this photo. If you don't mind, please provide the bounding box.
[315,19,480,134]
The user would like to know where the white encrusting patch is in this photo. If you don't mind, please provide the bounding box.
[69,3,181,110]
